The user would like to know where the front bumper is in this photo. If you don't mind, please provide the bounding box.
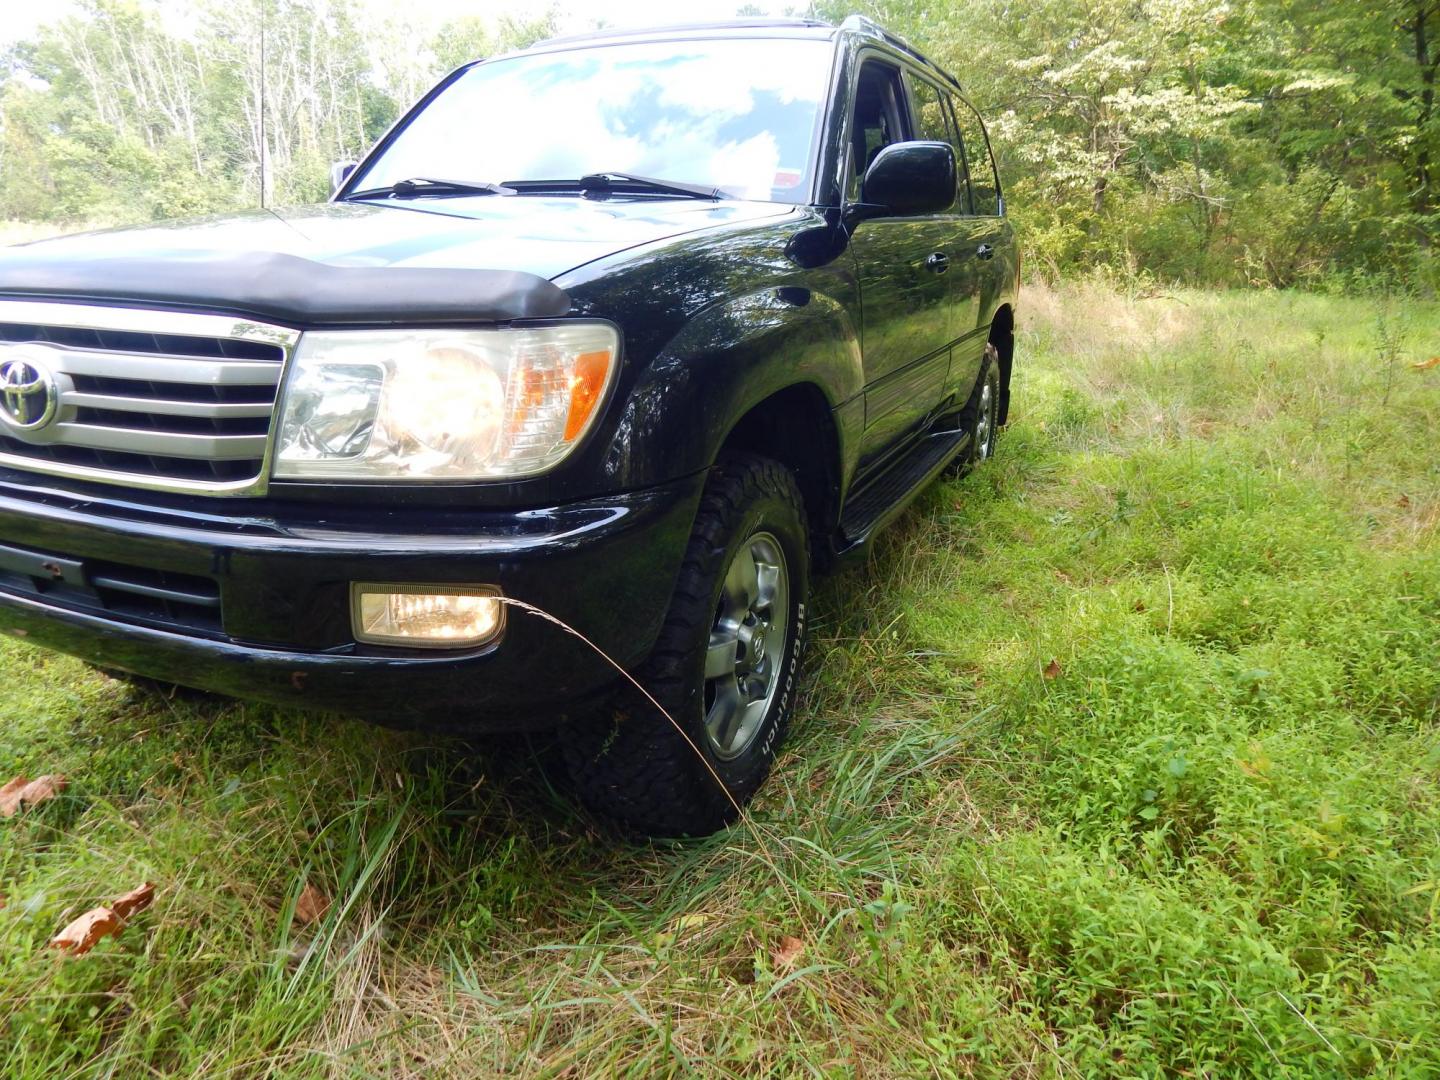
[0,471,705,728]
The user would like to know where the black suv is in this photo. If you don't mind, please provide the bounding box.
[0,16,1018,834]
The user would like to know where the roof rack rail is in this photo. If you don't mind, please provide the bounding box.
[531,17,835,50]
[839,14,965,93]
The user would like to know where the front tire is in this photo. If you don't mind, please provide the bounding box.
[561,454,809,837]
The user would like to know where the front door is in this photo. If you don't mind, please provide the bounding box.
[847,58,955,472]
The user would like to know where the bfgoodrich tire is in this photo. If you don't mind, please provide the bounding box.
[561,454,809,837]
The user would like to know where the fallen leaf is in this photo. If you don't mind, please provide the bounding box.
[1412,356,1440,371]
[772,935,805,970]
[0,774,68,817]
[110,883,155,921]
[50,907,121,955]
[293,882,330,926]
[1042,659,1062,680]
[48,882,156,956]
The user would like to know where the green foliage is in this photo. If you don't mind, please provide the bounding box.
[0,0,558,223]
[1,284,1437,1074]
[3,0,1436,287]
[815,0,1440,289]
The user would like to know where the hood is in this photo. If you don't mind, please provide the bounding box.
[12,198,798,281]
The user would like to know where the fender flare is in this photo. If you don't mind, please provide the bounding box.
[601,286,864,482]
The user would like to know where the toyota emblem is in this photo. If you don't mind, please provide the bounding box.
[0,354,59,431]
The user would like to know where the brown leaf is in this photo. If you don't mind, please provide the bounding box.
[772,935,805,970]
[1042,659,1063,680]
[48,882,156,956]
[1412,356,1440,371]
[110,883,155,921]
[0,774,68,817]
[0,777,24,815]
[293,882,330,926]
[50,907,121,955]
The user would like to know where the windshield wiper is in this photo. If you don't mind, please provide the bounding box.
[505,173,724,200]
[345,177,514,200]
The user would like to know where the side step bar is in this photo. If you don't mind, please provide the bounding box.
[836,426,970,554]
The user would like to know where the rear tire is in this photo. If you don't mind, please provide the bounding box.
[561,454,809,837]
[959,343,1001,466]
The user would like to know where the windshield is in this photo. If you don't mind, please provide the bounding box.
[352,38,834,204]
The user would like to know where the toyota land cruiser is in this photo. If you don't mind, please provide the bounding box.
[0,16,1018,835]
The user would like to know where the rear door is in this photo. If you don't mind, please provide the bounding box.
[944,92,1010,402]
[846,57,955,471]
[906,72,977,406]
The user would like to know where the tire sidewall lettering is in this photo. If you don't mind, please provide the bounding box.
[758,595,804,763]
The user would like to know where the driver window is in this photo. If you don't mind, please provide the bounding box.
[847,60,909,201]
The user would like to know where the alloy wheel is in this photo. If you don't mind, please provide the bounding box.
[975,379,996,460]
[703,531,789,760]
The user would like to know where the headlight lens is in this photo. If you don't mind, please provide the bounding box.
[272,323,619,480]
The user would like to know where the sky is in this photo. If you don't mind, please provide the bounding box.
[0,0,801,46]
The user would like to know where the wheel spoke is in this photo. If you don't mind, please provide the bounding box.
[723,546,757,613]
[705,676,744,749]
[754,558,781,612]
[705,631,739,679]
[714,705,743,752]
[736,545,760,608]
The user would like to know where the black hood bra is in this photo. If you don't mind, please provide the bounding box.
[0,247,571,326]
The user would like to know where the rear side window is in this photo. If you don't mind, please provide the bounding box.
[909,75,952,145]
[908,74,959,211]
[949,95,1002,215]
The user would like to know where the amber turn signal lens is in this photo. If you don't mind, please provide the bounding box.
[564,350,613,442]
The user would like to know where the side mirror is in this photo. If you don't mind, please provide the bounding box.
[329,160,358,196]
[857,141,955,218]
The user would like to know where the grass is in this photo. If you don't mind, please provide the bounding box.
[2,280,1438,1077]
[0,221,83,246]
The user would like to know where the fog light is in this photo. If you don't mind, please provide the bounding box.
[350,584,503,648]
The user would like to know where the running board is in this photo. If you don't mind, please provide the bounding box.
[837,426,970,551]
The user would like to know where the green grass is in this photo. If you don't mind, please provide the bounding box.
[0,221,86,246]
[2,281,1438,1077]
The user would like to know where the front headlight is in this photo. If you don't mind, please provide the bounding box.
[272,323,619,480]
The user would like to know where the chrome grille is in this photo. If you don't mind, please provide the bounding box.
[0,301,300,496]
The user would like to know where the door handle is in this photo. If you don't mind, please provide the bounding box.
[975,243,996,261]
[925,252,950,274]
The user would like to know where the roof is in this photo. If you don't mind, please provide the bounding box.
[517,15,963,95]
[528,18,838,51]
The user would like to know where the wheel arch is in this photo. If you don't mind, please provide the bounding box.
[989,303,1015,425]
[713,382,843,557]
